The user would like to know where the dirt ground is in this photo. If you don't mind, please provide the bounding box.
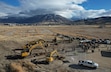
[0,25,111,72]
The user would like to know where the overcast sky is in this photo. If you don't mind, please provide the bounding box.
[0,0,111,19]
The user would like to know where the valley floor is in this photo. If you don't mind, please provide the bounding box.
[0,25,111,72]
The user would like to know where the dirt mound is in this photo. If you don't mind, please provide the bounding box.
[10,62,25,72]
[8,61,37,72]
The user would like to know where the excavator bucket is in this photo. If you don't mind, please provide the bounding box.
[46,57,54,62]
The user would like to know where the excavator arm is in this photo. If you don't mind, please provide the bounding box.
[21,39,47,57]
[46,50,65,62]
[50,50,59,57]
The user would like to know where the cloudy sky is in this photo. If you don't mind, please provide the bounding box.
[0,0,111,19]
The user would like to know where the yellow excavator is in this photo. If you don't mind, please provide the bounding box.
[46,50,65,62]
[21,39,48,57]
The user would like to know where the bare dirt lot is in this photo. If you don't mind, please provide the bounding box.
[0,25,111,72]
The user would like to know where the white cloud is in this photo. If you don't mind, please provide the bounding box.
[77,9,106,18]
[55,10,74,18]
[18,0,86,18]
[20,0,86,10]
[71,0,87,4]
[0,0,111,19]
[0,12,8,17]
[98,10,111,17]
[74,9,111,19]
[0,2,20,15]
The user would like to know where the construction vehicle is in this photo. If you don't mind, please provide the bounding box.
[46,50,65,63]
[22,39,47,49]
[21,39,48,57]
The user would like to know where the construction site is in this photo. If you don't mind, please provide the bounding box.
[0,25,111,72]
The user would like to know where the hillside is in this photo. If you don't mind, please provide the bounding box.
[0,14,72,25]
[73,17,111,25]
[0,15,111,25]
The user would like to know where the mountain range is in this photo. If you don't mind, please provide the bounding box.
[0,14,111,25]
[74,17,111,25]
[0,14,72,25]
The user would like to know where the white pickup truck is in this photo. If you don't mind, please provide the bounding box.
[78,60,99,69]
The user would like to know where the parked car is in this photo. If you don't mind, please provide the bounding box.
[78,60,99,69]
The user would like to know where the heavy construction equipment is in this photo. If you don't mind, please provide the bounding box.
[46,50,65,63]
[22,39,47,49]
[21,39,48,57]
[31,50,65,65]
